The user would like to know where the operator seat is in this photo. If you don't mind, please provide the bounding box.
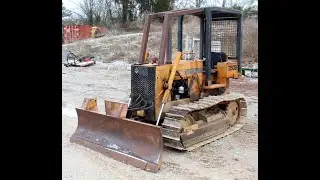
[203,52,228,68]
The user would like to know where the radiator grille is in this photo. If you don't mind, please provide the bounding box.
[130,65,156,122]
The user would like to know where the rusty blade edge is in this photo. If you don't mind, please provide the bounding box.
[76,108,162,129]
[70,135,161,173]
[72,134,161,164]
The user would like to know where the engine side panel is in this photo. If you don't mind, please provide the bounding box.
[154,60,205,119]
[131,60,205,123]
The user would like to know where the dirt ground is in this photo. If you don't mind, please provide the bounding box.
[62,57,258,180]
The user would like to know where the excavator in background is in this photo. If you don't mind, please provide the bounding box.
[63,25,107,44]
[70,7,247,173]
[91,26,107,38]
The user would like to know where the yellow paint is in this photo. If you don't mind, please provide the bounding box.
[81,98,98,111]
[144,51,149,63]
[137,57,239,119]
[153,58,205,118]
[91,27,98,37]
[154,64,171,118]
[137,110,145,117]
[217,61,239,78]
[162,52,182,103]
[87,98,97,110]
[175,60,204,99]
[216,60,238,89]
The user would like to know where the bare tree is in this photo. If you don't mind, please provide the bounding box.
[105,0,114,22]
[74,0,117,26]
[174,0,193,9]
[74,0,94,25]
[195,0,206,7]
[222,0,226,7]
[63,3,72,18]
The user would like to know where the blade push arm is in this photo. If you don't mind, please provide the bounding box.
[162,52,182,103]
[156,52,182,126]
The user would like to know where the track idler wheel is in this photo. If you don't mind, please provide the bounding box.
[226,101,240,125]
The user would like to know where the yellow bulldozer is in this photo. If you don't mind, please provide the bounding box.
[70,7,247,173]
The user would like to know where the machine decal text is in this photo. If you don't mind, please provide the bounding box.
[228,65,238,71]
[184,68,203,75]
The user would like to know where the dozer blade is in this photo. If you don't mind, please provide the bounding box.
[70,98,163,172]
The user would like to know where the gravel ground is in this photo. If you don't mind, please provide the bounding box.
[62,60,258,180]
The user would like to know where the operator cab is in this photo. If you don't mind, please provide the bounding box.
[176,7,243,73]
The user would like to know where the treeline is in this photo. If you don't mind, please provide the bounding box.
[62,0,257,27]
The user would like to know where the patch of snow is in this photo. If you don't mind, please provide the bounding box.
[107,144,120,150]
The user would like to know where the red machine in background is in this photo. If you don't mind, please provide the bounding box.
[63,25,107,44]
[63,51,96,67]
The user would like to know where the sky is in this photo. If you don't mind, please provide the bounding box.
[63,0,79,12]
